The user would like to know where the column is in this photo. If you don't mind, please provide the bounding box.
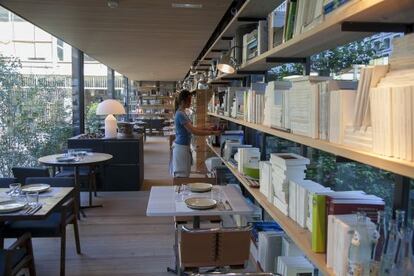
[72,48,85,135]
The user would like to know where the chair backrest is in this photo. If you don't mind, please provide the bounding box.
[12,167,50,185]
[0,177,18,188]
[179,228,217,268]
[173,177,216,186]
[179,226,252,269]
[25,177,74,187]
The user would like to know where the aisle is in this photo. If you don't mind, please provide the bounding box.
[142,136,173,190]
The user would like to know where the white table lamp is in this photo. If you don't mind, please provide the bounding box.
[96,99,126,138]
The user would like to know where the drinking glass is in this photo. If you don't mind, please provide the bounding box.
[9,183,21,198]
[67,149,75,157]
[26,191,39,207]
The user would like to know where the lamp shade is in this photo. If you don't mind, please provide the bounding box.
[217,53,236,74]
[96,99,126,115]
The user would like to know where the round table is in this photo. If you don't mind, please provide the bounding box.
[38,152,113,217]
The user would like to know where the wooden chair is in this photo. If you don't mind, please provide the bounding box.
[178,226,252,275]
[0,178,18,188]
[0,233,36,276]
[0,177,81,276]
[12,167,49,185]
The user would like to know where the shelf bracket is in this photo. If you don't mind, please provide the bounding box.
[341,21,414,34]
[335,156,356,163]
[221,36,233,41]
[236,70,267,75]
[237,17,266,22]
[211,49,227,53]
[393,175,410,217]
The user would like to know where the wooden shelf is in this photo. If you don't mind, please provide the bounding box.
[208,112,414,179]
[210,0,414,80]
[200,0,284,62]
[206,142,333,276]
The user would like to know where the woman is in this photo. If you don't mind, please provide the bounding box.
[171,90,221,177]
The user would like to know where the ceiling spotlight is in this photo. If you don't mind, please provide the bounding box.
[108,0,119,8]
[217,46,239,74]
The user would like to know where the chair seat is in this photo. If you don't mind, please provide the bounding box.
[1,213,63,237]
[0,249,27,276]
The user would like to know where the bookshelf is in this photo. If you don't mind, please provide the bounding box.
[199,0,285,62]
[200,0,414,80]
[208,112,414,179]
[206,142,334,276]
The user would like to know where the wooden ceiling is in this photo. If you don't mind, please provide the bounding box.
[0,0,232,81]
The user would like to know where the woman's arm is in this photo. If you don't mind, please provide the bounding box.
[183,121,221,136]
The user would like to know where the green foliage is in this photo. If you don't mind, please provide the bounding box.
[0,55,72,177]
[269,39,379,79]
[85,102,101,133]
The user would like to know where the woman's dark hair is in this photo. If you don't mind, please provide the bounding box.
[174,89,192,113]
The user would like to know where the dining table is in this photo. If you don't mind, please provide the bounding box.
[146,184,253,274]
[0,187,74,222]
[38,152,113,217]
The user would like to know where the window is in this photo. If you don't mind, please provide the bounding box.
[0,8,9,22]
[383,38,390,50]
[57,39,64,61]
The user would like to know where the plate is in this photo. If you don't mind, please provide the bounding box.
[185,197,217,210]
[21,184,51,193]
[0,200,26,213]
[187,183,213,193]
[56,155,76,162]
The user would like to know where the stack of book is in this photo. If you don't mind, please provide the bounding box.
[329,90,356,145]
[311,191,385,253]
[286,76,330,138]
[267,1,287,49]
[263,80,292,130]
[370,34,414,161]
[245,83,266,124]
[237,147,261,179]
[288,179,331,229]
[258,230,285,272]
[259,161,273,202]
[276,256,315,276]
[293,0,324,36]
[318,80,357,141]
[326,214,376,276]
[270,153,309,215]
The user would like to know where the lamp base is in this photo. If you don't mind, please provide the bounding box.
[104,114,118,138]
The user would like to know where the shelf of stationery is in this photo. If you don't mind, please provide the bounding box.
[208,112,414,179]
[206,142,333,276]
[204,0,414,79]
[199,0,285,62]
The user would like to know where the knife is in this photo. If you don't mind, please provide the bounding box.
[28,204,42,215]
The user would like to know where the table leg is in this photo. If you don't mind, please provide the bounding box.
[74,166,86,218]
[193,216,200,229]
[80,165,103,210]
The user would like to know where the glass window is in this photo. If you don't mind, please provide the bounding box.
[0,8,9,22]
[0,8,72,177]
[383,38,390,50]
[57,39,64,61]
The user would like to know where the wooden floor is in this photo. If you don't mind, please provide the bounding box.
[7,136,255,275]
[7,136,175,275]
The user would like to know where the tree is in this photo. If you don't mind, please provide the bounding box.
[0,55,72,177]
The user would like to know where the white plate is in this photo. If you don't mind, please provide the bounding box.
[185,197,217,210]
[188,183,213,193]
[0,200,26,213]
[21,184,51,193]
[56,155,76,162]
